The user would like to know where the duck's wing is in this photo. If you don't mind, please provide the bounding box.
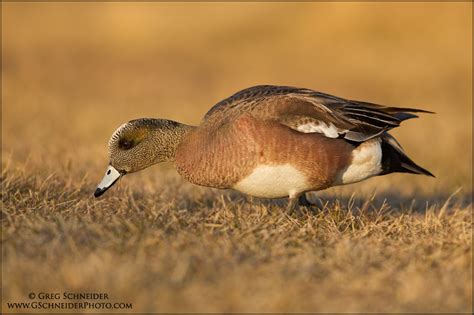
[204,85,432,142]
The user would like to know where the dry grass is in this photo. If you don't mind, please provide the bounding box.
[1,2,472,313]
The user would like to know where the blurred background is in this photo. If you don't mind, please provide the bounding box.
[2,3,472,313]
[2,2,472,192]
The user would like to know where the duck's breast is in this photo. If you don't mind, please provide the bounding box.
[176,114,355,197]
[174,121,259,189]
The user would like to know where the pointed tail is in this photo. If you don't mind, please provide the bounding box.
[379,133,435,177]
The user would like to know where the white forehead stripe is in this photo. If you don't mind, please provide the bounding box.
[108,122,129,147]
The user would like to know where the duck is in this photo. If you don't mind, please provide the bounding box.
[94,85,434,212]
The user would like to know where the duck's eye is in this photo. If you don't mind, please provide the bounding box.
[119,139,135,150]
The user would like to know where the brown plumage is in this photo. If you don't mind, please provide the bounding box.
[204,85,432,141]
[94,85,434,212]
[175,114,353,190]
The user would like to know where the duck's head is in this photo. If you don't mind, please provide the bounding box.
[94,118,190,197]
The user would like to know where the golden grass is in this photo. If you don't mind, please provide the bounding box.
[2,2,472,313]
[2,165,472,312]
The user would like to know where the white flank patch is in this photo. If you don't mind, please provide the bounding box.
[335,138,382,185]
[233,164,310,198]
[296,121,340,138]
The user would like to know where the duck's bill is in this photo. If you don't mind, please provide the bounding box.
[94,165,123,197]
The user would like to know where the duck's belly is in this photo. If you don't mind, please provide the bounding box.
[232,164,311,198]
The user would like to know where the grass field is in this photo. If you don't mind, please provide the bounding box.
[2,2,472,313]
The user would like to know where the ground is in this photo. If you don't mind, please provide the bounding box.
[2,167,472,312]
[1,2,472,313]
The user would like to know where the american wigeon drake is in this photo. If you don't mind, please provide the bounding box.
[94,85,434,212]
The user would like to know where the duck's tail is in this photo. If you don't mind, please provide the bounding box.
[379,133,435,177]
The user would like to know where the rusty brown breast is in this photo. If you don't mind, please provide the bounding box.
[175,113,354,195]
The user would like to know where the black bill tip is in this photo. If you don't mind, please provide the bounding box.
[94,188,105,198]
[94,165,123,198]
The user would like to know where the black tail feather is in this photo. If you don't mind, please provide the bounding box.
[380,134,435,177]
[390,107,434,122]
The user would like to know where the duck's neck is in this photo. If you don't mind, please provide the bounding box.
[158,122,197,162]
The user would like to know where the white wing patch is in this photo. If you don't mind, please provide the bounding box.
[334,138,382,185]
[296,121,341,138]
